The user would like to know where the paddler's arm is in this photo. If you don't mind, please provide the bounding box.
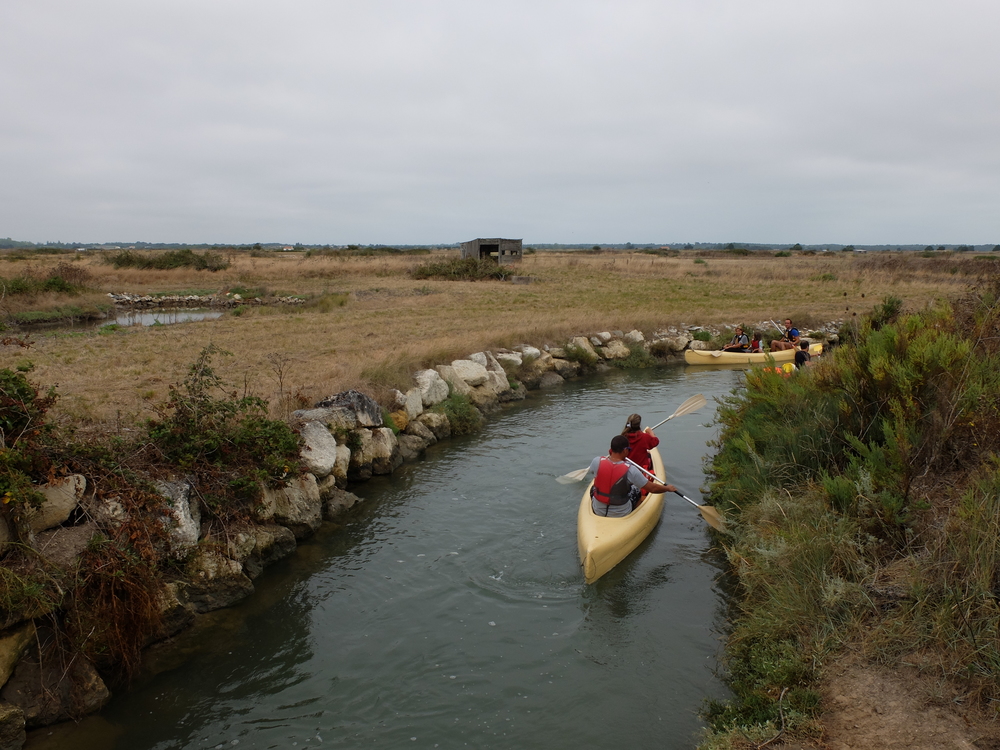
[642,480,676,494]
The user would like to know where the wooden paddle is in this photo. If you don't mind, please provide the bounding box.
[625,458,726,531]
[555,394,706,484]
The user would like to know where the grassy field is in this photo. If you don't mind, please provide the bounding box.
[1,248,992,425]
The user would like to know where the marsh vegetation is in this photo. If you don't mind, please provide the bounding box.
[2,248,987,429]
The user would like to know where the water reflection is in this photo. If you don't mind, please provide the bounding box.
[105,309,223,327]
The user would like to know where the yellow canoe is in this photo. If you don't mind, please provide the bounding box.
[684,342,823,365]
[577,447,666,584]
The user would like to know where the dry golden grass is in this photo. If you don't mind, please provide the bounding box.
[1,249,988,426]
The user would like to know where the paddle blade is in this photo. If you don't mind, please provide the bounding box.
[556,467,590,484]
[698,505,726,532]
[651,394,707,430]
[673,393,707,417]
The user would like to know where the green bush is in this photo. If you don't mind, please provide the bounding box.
[609,342,656,369]
[702,280,1000,743]
[0,369,57,546]
[411,258,513,281]
[432,393,483,435]
[563,341,599,366]
[107,248,229,271]
[146,346,302,519]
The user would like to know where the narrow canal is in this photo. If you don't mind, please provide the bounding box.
[33,366,745,750]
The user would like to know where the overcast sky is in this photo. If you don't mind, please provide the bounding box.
[2,1,998,246]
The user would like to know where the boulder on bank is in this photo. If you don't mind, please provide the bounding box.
[417,412,451,441]
[0,702,25,750]
[243,524,297,579]
[599,339,632,359]
[413,369,449,407]
[569,337,599,362]
[624,329,645,344]
[183,550,255,614]
[298,421,341,479]
[434,365,472,396]
[261,474,322,539]
[321,487,363,520]
[403,418,437,445]
[347,427,400,481]
[1,647,109,728]
[649,335,690,355]
[552,358,581,378]
[27,475,86,534]
[35,523,97,570]
[314,390,383,428]
[157,479,200,555]
[0,626,34,691]
[290,406,359,432]
[538,372,565,388]
[397,433,430,461]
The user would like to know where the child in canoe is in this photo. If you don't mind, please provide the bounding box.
[622,413,658,472]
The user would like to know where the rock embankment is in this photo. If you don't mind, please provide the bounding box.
[0,323,837,747]
[107,291,305,308]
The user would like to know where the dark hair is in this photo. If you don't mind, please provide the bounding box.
[800,340,809,349]
[610,435,630,453]
[621,413,642,435]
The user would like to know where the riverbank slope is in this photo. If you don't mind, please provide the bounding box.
[702,275,1000,748]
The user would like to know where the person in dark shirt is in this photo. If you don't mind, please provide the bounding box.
[794,340,812,369]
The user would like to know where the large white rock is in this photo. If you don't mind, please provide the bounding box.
[266,473,322,539]
[467,352,488,367]
[450,359,489,387]
[518,345,542,360]
[414,369,449,406]
[403,387,424,420]
[298,421,340,479]
[435,365,472,396]
[156,480,200,555]
[495,352,523,371]
[624,329,645,343]
[28,475,86,533]
[600,339,632,359]
[688,340,712,350]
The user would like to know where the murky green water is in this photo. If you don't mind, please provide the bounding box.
[32,366,744,750]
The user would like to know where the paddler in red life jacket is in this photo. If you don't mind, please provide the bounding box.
[587,435,676,518]
[622,413,658,473]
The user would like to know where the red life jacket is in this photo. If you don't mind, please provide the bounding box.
[591,457,631,505]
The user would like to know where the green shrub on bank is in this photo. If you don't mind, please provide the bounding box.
[0,262,92,297]
[702,275,1000,746]
[609,342,656,369]
[411,258,513,281]
[563,341,599,367]
[146,345,302,518]
[432,393,483,434]
[0,369,56,541]
[107,248,229,271]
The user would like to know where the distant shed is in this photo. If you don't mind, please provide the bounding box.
[461,238,523,265]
